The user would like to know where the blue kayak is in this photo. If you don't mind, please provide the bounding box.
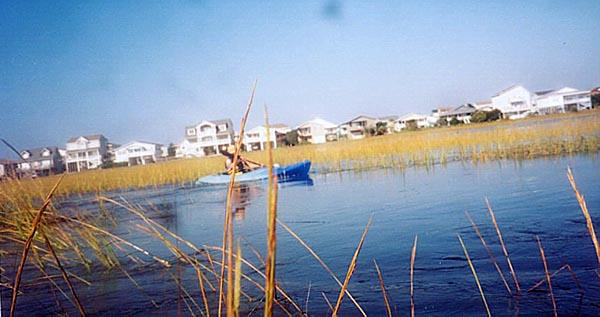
[195,160,311,185]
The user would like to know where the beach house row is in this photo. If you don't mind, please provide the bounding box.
[5,135,169,177]
[3,84,596,176]
[489,85,593,119]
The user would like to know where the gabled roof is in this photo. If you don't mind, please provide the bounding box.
[270,123,290,129]
[397,113,428,121]
[444,104,476,116]
[535,87,579,98]
[196,119,233,126]
[114,141,164,151]
[534,89,555,96]
[492,84,526,97]
[296,118,337,129]
[67,134,106,143]
[378,115,399,121]
[344,115,377,123]
[19,147,60,161]
[246,124,291,134]
[432,106,454,113]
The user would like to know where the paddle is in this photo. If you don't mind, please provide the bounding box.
[239,157,264,171]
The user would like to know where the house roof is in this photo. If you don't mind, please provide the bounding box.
[397,113,427,121]
[246,124,291,133]
[534,89,555,96]
[67,134,106,143]
[492,84,526,97]
[296,118,337,129]
[378,115,399,121]
[114,141,164,151]
[19,146,60,161]
[195,119,233,126]
[344,115,377,123]
[270,123,290,129]
[444,104,476,116]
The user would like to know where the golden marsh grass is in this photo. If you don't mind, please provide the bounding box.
[1,110,598,201]
[1,109,599,316]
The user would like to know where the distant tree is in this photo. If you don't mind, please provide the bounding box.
[471,110,488,123]
[406,120,419,131]
[364,127,376,136]
[375,122,388,135]
[487,109,502,121]
[285,130,299,146]
[203,147,216,156]
[592,94,600,108]
[436,117,448,127]
[449,117,461,125]
[167,143,176,157]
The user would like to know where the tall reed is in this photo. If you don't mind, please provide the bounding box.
[457,234,491,317]
[219,81,257,317]
[264,104,278,317]
[410,234,417,317]
[567,166,600,266]
[537,237,557,317]
[277,219,366,316]
[465,211,512,295]
[373,260,392,317]
[332,213,373,317]
[10,172,65,317]
[486,197,520,294]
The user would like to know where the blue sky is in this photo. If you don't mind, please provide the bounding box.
[1,0,599,153]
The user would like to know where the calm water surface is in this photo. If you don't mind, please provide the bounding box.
[3,154,600,316]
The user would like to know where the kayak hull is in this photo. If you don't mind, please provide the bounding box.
[195,160,311,185]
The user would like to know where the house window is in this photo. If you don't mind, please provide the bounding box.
[42,149,51,156]
[217,124,227,132]
[201,136,214,142]
[200,125,212,132]
[187,128,196,136]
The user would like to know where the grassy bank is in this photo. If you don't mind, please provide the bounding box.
[1,110,598,201]
[1,109,598,316]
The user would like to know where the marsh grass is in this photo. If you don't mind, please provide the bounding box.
[567,166,600,265]
[528,264,583,294]
[457,233,491,316]
[536,236,557,317]
[332,214,373,317]
[465,211,512,295]
[486,197,521,294]
[1,110,598,202]
[3,167,598,316]
[264,104,278,317]
[1,108,599,316]
[373,260,392,317]
[410,235,417,317]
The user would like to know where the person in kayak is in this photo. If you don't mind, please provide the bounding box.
[223,144,264,174]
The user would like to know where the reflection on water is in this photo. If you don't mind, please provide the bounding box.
[2,157,599,316]
[231,184,258,220]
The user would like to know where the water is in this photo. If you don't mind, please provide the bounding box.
[2,154,599,316]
